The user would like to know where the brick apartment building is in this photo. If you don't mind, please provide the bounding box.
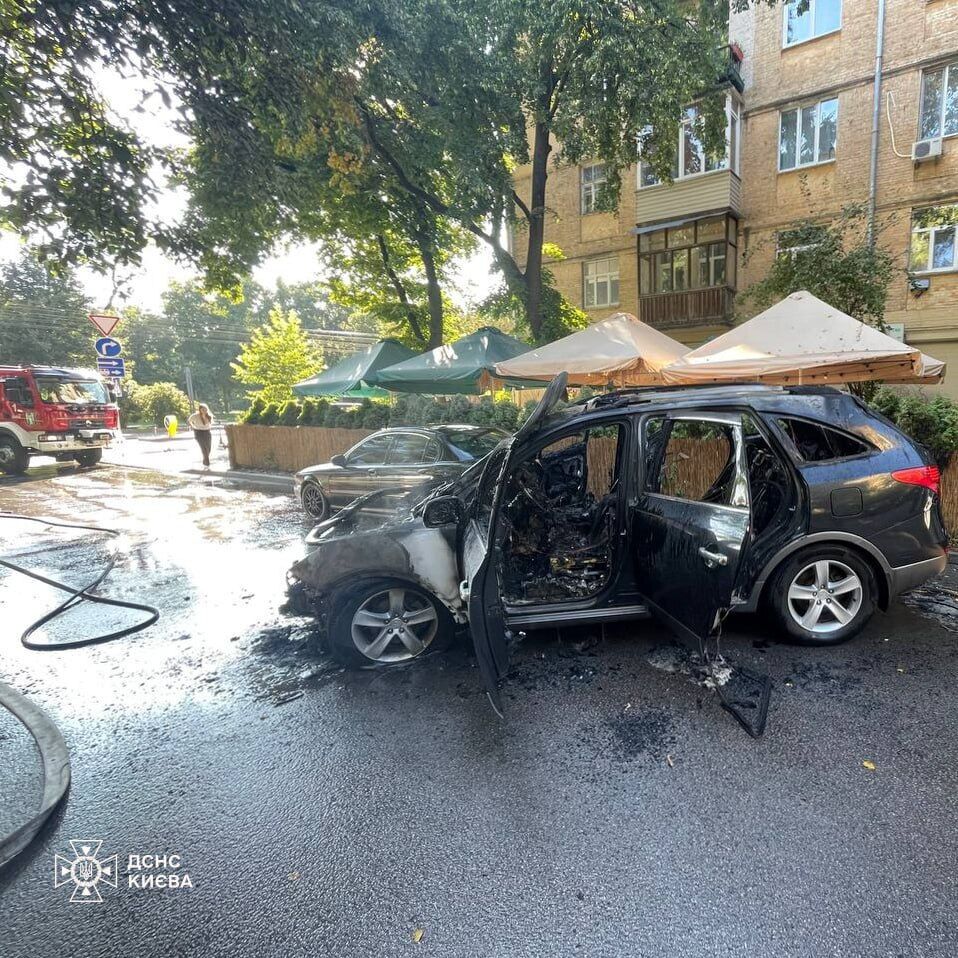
[510,0,958,396]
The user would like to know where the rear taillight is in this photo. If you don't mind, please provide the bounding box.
[892,465,940,494]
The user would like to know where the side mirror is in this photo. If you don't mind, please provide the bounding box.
[422,495,463,528]
[330,454,347,467]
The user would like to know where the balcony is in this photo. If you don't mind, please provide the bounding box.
[638,287,735,331]
[719,43,745,94]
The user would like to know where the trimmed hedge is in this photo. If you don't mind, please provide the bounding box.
[238,395,529,431]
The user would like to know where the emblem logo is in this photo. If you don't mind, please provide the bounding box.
[53,840,118,903]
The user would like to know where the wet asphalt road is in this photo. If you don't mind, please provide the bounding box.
[1,462,957,957]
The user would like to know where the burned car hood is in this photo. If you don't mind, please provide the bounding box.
[290,491,464,616]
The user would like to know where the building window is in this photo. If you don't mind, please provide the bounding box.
[639,215,737,295]
[583,257,619,308]
[779,98,838,171]
[638,98,740,188]
[783,0,841,47]
[581,163,607,214]
[919,62,958,141]
[910,205,958,273]
[776,225,827,260]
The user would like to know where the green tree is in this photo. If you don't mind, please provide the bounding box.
[744,205,899,329]
[0,251,93,364]
[120,380,191,426]
[2,0,739,343]
[232,308,322,405]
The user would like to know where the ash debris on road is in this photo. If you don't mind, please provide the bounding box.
[902,581,958,633]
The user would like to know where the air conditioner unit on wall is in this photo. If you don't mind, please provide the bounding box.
[912,138,943,163]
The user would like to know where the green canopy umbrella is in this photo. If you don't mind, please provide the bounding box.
[368,327,536,394]
[292,339,416,398]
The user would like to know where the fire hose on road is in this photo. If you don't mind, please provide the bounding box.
[0,512,160,869]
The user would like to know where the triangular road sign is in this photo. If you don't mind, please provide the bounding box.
[88,313,120,337]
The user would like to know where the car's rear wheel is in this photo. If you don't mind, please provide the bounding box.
[768,547,877,645]
[300,480,329,521]
[328,577,454,666]
[0,436,28,475]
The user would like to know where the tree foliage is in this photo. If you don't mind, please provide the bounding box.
[231,308,322,405]
[0,250,93,364]
[870,388,958,467]
[0,0,743,345]
[744,204,899,328]
[120,380,191,426]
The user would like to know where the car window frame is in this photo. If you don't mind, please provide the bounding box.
[640,410,750,513]
[498,416,632,541]
[767,414,875,466]
[345,432,394,467]
[383,430,433,466]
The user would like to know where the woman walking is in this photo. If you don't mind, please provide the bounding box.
[188,402,214,467]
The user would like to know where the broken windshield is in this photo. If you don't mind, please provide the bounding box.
[442,428,506,461]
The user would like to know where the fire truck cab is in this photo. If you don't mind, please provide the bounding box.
[0,365,118,475]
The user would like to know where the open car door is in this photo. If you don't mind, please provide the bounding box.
[464,374,568,714]
[635,411,751,648]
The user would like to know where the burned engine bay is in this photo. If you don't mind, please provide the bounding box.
[499,427,622,605]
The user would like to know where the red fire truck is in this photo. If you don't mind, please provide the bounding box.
[0,365,119,474]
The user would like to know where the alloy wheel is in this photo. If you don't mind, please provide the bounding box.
[350,587,439,663]
[301,482,327,520]
[786,559,863,635]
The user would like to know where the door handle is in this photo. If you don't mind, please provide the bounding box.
[698,546,728,568]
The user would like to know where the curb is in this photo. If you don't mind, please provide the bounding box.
[0,681,70,870]
[220,470,294,493]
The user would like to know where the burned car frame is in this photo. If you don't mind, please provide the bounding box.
[289,376,948,729]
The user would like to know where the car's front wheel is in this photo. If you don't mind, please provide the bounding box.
[0,436,29,475]
[328,577,454,666]
[300,480,329,521]
[75,448,102,468]
[768,547,877,645]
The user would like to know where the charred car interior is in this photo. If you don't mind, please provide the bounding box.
[500,425,624,605]
[288,378,949,737]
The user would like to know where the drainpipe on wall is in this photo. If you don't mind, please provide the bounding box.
[867,0,888,247]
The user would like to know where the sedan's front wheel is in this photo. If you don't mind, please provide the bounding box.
[328,577,454,666]
[300,480,328,521]
[768,547,877,645]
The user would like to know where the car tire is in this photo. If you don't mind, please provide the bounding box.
[327,577,454,667]
[75,449,103,468]
[300,480,329,521]
[0,436,29,475]
[767,546,878,645]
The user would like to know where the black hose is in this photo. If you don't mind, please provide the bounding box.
[0,512,160,649]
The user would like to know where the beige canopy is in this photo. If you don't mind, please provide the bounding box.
[494,312,688,386]
[662,291,945,386]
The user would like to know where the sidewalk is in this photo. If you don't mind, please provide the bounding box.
[105,433,293,492]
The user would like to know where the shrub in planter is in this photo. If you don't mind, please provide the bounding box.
[360,400,389,429]
[324,406,345,428]
[279,400,301,426]
[296,399,316,426]
[243,397,266,424]
[492,399,520,431]
[518,399,540,426]
[438,396,472,424]
[259,402,280,425]
[308,399,329,426]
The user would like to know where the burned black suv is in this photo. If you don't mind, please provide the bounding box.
[289,377,947,711]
